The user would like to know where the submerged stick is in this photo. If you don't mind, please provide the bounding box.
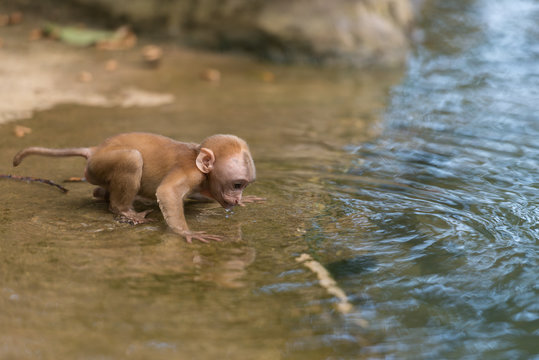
[0,174,69,193]
[296,253,368,327]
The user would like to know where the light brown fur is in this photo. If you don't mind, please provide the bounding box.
[13,132,263,243]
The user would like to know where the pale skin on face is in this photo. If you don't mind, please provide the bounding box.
[13,132,264,243]
[207,155,256,208]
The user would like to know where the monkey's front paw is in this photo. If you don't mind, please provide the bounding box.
[182,231,223,244]
[116,209,154,225]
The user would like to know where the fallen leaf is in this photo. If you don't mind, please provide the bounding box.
[105,59,118,71]
[0,14,8,27]
[78,71,93,83]
[142,45,163,67]
[42,23,136,50]
[261,70,275,82]
[9,12,23,25]
[96,26,137,50]
[200,68,221,82]
[29,28,43,41]
[14,125,32,138]
[43,23,113,47]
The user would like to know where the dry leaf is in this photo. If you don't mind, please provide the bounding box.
[9,12,23,25]
[64,177,85,182]
[14,125,32,138]
[78,71,93,83]
[105,59,118,71]
[0,14,10,27]
[261,71,275,82]
[29,28,43,41]
[200,68,221,82]
[142,45,163,67]
[96,26,137,50]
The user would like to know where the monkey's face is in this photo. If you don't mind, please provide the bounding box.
[208,153,255,209]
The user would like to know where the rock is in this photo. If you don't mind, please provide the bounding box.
[253,0,415,66]
[64,0,424,67]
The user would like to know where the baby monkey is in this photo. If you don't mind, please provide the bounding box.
[13,132,262,243]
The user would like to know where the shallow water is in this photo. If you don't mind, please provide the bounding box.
[1,0,538,358]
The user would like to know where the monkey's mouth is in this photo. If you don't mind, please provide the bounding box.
[219,200,232,209]
[220,200,237,210]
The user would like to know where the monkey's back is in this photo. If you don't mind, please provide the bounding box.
[94,132,199,198]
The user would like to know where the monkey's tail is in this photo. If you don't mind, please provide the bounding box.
[13,147,93,167]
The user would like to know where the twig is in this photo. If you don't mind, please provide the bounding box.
[0,174,69,193]
[63,177,86,183]
[296,253,369,327]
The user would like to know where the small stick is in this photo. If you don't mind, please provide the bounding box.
[0,174,69,193]
[63,177,86,183]
[296,253,369,327]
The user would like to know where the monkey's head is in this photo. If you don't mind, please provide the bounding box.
[196,135,256,209]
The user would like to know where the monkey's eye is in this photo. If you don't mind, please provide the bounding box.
[233,183,243,190]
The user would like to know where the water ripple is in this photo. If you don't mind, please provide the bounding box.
[317,0,539,357]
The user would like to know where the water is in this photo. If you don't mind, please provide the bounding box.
[333,0,539,357]
[0,0,538,359]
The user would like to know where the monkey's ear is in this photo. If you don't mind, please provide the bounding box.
[196,148,215,174]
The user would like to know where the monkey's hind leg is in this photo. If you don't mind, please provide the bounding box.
[93,187,110,202]
[87,149,152,225]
